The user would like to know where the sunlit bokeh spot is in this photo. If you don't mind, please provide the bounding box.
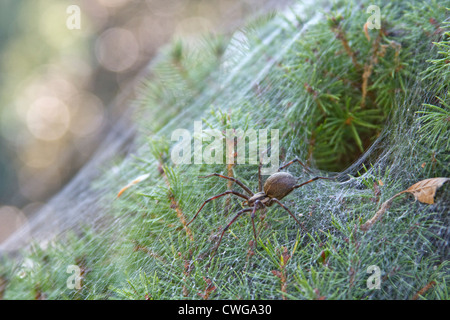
[0,206,29,250]
[26,96,70,141]
[95,27,140,73]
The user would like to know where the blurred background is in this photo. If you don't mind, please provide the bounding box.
[0,0,290,244]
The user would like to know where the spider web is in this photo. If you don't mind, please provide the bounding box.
[1,0,449,300]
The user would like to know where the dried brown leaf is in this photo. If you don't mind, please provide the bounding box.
[360,177,449,231]
[404,177,449,205]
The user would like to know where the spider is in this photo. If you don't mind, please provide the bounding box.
[187,158,336,257]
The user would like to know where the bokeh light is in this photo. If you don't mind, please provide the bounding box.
[0,0,289,215]
[26,96,70,141]
[95,27,140,73]
[0,206,29,250]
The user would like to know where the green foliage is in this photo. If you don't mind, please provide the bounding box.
[415,20,450,172]
[1,0,449,300]
[281,1,448,171]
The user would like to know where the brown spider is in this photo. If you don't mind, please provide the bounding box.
[187,158,336,257]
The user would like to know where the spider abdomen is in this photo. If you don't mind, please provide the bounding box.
[263,172,297,200]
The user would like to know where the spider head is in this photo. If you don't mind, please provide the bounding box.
[246,191,271,207]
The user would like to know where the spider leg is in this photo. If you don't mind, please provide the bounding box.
[211,208,254,259]
[251,200,263,244]
[278,158,313,174]
[271,198,307,232]
[187,190,249,226]
[199,173,254,196]
[293,176,335,189]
